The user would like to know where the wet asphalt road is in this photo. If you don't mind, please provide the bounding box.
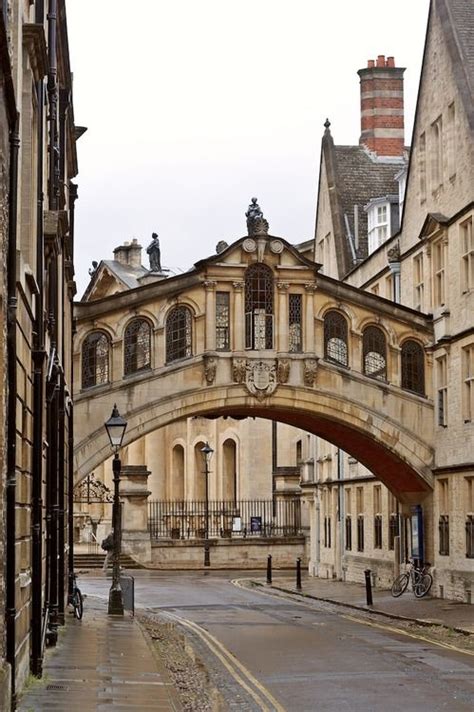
[80,570,474,711]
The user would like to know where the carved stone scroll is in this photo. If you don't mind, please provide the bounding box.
[303,358,318,387]
[203,354,217,385]
[277,358,290,384]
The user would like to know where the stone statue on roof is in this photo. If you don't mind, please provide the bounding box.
[245,197,269,237]
[147,232,161,272]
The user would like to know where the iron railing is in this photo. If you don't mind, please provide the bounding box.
[148,498,301,540]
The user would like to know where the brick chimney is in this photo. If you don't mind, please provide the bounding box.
[113,238,143,267]
[358,55,405,158]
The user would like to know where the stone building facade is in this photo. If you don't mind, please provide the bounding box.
[0,2,81,707]
[311,0,473,600]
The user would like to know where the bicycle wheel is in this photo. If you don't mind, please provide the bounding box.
[391,573,409,597]
[73,589,83,620]
[414,573,433,598]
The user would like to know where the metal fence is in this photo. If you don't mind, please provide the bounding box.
[148,498,301,540]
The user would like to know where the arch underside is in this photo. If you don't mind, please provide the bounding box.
[75,385,434,502]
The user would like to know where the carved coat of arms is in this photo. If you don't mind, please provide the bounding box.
[245,360,277,401]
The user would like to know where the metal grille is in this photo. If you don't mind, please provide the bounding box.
[289,294,302,352]
[81,331,109,389]
[216,292,230,350]
[324,516,331,548]
[357,515,364,551]
[374,515,382,549]
[73,473,113,503]
[245,264,273,349]
[388,514,399,550]
[124,318,151,375]
[148,498,301,540]
[439,514,450,555]
[363,326,386,380]
[466,515,474,559]
[401,339,424,395]
[166,306,192,363]
[324,310,348,366]
[345,515,352,550]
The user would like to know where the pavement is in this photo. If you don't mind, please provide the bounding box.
[18,595,182,712]
[18,570,473,712]
[259,571,474,634]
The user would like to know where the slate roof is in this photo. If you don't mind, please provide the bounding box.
[333,146,402,259]
[101,260,149,289]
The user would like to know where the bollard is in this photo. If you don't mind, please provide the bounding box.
[266,554,272,585]
[364,568,373,606]
[296,557,302,591]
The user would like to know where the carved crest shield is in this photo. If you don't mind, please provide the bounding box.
[245,360,277,400]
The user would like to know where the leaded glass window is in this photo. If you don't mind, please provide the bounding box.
[124,318,151,376]
[363,326,387,380]
[400,339,425,395]
[166,306,192,363]
[324,310,348,366]
[82,331,109,389]
[216,292,230,351]
[289,294,302,353]
[244,264,273,350]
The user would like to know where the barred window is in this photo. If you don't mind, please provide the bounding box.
[124,319,151,375]
[289,294,302,352]
[166,306,192,363]
[216,292,230,351]
[81,331,109,389]
[388,514,399,550]
[401,340,425,395]
[357,515,364,552]
[374,515,382,549]
[324,310,348,366]
[324,516,331,548]
[466,515,474,559]
[363,326,387,380]
[439,515,449,556]
[345,515,352,551]
[245,263,273,350]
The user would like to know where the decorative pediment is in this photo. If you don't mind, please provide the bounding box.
[418,213,449,242]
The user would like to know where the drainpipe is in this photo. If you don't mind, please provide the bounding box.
[31,72,46,676]
[337,449,345,580]
[6,111,20,712]
[57,370,66,624]
[67,182,78,598]
[47,0,58,211]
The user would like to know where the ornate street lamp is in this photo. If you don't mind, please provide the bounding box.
[104,404,127,615]
[201,442,214,567]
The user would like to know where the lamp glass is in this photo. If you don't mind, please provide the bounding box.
[201,441,214,465]
[104,404,127,450]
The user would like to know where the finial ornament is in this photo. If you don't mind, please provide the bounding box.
[324,118,331,131]
[245,197,269,237]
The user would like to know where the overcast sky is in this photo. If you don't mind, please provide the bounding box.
[67,0,430,298]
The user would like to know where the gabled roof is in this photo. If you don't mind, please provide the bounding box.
[438,0,474,131]
[81,259,149,302]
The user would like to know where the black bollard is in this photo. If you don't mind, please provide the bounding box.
[296,557,302,591]
[364,569,373,606]
[266,554,272,585]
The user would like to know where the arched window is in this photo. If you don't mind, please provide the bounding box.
[124,318,151,375]
[401,340,425,395]
[166,306,192,363]
[363,326,387,380]
[324,310,348,366]
[245,263,274,349]
[81,331,109,389]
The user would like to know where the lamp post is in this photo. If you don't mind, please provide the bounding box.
[104,404,127,615]
[201,442,214,567]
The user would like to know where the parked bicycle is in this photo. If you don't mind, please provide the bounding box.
[69,572,84,619]
[391,559,433,598]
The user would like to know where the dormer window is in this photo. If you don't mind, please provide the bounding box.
[365,195,399,255]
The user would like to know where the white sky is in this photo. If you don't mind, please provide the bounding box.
[66,0,430,298]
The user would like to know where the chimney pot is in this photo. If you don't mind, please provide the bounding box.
[376,55,385,67]
[367,59,375,68]
[386,56,395,67]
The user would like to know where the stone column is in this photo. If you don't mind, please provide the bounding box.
[233,281,245,351]
[120,465,152,563]
[277,282,289,352]
[304,283,316,352]
[204,280,217,351]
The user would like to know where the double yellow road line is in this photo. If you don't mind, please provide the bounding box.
[162,610,286,712]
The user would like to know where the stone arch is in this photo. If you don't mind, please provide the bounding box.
[157,296,202,329]
[123,317,153,376]
[222,438,237,501]
[74,382,434,504]
[116,310,157,339]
